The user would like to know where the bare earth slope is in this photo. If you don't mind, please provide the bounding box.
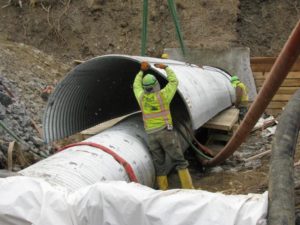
[1,0,298,63]
[0,0,239,62]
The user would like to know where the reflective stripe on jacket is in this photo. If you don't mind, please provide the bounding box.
[133,67,178,133]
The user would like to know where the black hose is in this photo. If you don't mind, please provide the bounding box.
[175,123,213,160]
[268,88,300,225]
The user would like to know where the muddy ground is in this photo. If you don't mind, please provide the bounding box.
[0,0,300,216]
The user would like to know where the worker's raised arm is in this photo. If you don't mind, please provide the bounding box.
[154,64,178,103]
[133,71,144,101]
[133,61,150,101]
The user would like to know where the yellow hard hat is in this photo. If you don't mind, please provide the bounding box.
[161,53,169,59]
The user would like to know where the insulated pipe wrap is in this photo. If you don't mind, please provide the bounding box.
[20,115,155,191]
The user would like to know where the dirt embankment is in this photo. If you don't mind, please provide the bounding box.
[0,0,299,64]
[238,0,300,56]
[1,0,239,63]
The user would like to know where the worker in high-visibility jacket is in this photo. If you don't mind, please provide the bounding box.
[231,76,249,121]
[133,61,194,190]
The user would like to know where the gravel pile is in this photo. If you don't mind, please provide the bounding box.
[0,76,53,171]
[0,40,69,171]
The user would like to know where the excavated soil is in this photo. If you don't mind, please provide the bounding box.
[0,0,299,64]
[238,0,300,56]
[1,0,241,61]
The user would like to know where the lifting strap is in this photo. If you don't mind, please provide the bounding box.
[58,142,138,182]
[141,0,186,56]
[141,0,148,56]
[167,0,186,55]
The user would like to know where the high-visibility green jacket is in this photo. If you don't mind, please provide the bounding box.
[232,81,248,104]
[133,67,178,133]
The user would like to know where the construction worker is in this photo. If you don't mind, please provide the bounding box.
[231,76,249,121]
[161,53,169,59]
[133,61,194,190]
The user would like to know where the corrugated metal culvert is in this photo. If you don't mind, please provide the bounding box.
[43,54,234,142]
[21,55,235,190]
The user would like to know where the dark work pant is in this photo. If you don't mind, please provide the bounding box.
[239,105,248,121]
[147,129,189,176]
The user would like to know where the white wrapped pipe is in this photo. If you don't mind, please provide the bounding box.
[0,176,268,225]
[20,115,155,191]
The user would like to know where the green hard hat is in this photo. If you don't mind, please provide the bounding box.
[142,74,157,87]
[231,75,239,82]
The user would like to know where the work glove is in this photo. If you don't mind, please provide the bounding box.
[141,61,150,71]
[154,63,168,69]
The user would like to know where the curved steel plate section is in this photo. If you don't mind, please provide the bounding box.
[43,55,234,142]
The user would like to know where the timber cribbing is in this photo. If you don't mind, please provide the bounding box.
[251,57,300,116]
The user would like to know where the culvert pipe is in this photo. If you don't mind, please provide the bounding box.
[20,115,156,191]
[268,88,300,225]
[43,55,235,143]
[20,57,235,190]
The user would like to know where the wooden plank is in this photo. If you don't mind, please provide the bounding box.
[257,87,299,95]
[203,108,239,131]
[74,60,85,65]
[244,150,272,161]
[253,72,300,79]
[250,57,300,116]
[255,79,300,87]
[251,64,300,72]
[251,57,300,72]
[252,72,265,79]
[266,72,300,79]
[251,57,300,65]
[81,115,129,136]
[276,87,299,95]
[272,94,292,101]
[251,64,272,72]
[251,57,277,64]
[7,141,15,171]
[265,108,282,116]
[267,101,287,109]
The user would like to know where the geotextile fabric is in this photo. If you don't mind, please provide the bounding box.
[0,176,268,225]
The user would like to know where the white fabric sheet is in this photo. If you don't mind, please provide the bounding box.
[0,177,267,225]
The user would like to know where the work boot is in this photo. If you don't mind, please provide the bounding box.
[156,176,168,190]
[178,168,194,189]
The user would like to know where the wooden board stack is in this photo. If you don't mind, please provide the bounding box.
[251,57,300,116]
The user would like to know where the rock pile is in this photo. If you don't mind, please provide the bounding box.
[0,40,69,171]
[0,76,53,171]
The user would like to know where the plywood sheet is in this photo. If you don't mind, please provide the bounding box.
[81,116,127,135]
[203,108,239,131]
